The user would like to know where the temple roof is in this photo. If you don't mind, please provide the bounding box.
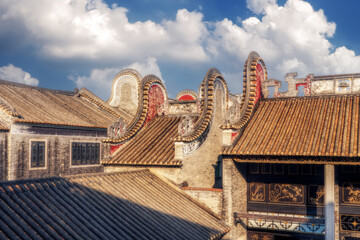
[0,80,132,128]
[0,170,229,240]
[103,116,182,166]
[223,95,360,158]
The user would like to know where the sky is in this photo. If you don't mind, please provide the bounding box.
[1,0,360,100]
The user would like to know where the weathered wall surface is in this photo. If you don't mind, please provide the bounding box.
[168,101,198,115]
[182,188,223,215]
[0,132,8,181]
[8,124,106,180]
[222,158,247,240]
[176,82,226,188]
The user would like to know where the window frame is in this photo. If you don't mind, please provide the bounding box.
[70,141,101,168]
[29,139,47,170]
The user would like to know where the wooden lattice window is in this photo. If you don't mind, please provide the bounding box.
[30,141,46,168]
[71,142,100,166]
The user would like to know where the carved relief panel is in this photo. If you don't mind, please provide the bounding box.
[342,183,360,205]
[341,215,360,232]
[269,184,304,204]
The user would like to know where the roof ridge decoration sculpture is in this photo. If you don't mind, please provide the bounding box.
[107,69,142,105]
[175,68,228,143]
[75,88,133,123]
[104,74,167,143]
[175,89,198,101]
[222,51,267,130]
[106,69,142,117]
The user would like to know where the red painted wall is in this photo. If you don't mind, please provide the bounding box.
[145,84,165,124]
[178,94,195,101]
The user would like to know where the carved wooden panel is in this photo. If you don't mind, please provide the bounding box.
[342,183,360,205]
[249,182,265,202]
[308,185,324,205]
[248,232,274,240]
[269,183,304,204]
[341,215,360,232]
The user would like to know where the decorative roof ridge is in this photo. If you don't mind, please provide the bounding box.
[175,89,198,100]
[261,93,360,101]
[222,51,267,130]
[13,119,108,129]
[0,169,150,186]
[0,78,75,95]
[76,88,133,123]
[106,68,142,104]
[104,74,166,143]
[175,68,228,142]
[169,100,197,104]
[64,169,150,180]
[313,72,360,80]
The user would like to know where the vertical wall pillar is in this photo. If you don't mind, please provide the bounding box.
[222,157,233,225]
[174,142,184,161]
[325,164,335,240]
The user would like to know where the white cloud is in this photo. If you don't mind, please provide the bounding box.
[209,0,360,85]
[71,57,162,100]
[1,0,360,95]
[0,64,39,86]
[246,0,277,14]
[0,0,208,63]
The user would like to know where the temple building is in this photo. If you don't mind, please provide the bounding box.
[0,80,134,181]
[0,51,360,239]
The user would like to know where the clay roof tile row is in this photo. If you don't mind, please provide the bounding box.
[103,116,182,166]
[0,170,229,239]
[223,95,360,158]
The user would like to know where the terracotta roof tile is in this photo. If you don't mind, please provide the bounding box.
[0,80,124,128]
[103,116,182,166]
[0,170,229,239]
[0,121,9,130]
[223,95,360,158]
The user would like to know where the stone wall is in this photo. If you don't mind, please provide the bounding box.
[312,77,360,95]
[0,132,8,181]
[222,158,247,240]
[182,188,223,215]
[167,101,198,115]
[8,124,106,180]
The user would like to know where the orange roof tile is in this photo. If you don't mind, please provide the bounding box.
[103,116,182,166]
[0,80,126,128]
[223,95,360,158]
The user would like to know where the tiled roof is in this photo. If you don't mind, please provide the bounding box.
[0,121,9,130]
[0,170,229,240]
[0,80,128,128]
[223,95,360,157]
[103,116,182,166]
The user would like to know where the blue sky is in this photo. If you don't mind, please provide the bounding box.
[0,0,360,100]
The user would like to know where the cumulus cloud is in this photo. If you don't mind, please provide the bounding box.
[0,0,208,63]
[206,0,360,90]
[0,64,39,85]
[1,0,360,95]
[71,57,162,100]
